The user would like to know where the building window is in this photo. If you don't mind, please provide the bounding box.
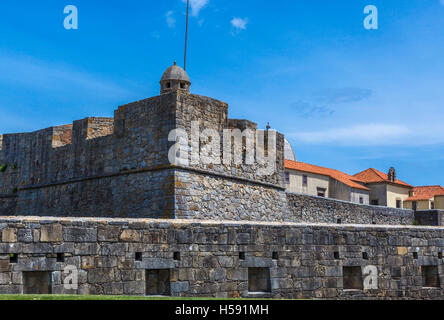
[342,267,363,290]
[302,175,308,187]
[421,266,440,288]
[359,197,364,204]
[371,200,379,206]
[431,201,435,210]
[285,172,290,184]
[412,201,417,211]
[166,82,171,88]
[396,200,402,209]
[248,268,271,293]
[317,188,326,197]
[146,269,171,296]
[180,82,185,89]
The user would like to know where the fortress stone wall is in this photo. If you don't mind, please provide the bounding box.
[0,91,287,220]
[0,217,443,299]
[0,85,412,225]
[287,193,414,225]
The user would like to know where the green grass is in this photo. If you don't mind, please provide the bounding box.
[0,294,255,301]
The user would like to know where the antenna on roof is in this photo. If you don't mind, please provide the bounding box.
[184,0,190,70]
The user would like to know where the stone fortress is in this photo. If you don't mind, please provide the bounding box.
[0,64,442,299]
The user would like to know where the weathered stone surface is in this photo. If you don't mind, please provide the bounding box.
[119,229,141,242]
[0,217,442,299]
[40,224,63,242]
[1,228,17,243]
[64,227,97,242]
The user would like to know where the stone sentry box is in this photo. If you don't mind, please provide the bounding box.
[0,217,443,299]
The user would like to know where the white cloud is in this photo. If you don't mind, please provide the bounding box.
[291,124,410,146]
[166,11,176,28]
[182,0,209,17]
[231,17,248,32]
[290,123,444,147]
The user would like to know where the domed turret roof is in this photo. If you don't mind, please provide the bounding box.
[284,138,297,161]
[161,62,190,83]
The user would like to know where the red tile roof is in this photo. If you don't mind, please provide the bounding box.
[285,160,369,191]
[353,168,412,188]
[404,185,444,202]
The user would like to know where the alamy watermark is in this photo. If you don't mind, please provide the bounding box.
[64,5,78,30]
[364,5,378,30]
[63,265,78,290]
[168,121,277,176]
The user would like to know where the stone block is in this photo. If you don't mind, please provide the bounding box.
[0,260,10,272]
[17,229,33,243]
[64,227,97,242]
[88,268,115,283]
[40,224,63,242]
[2,228,17,243]
[98,226,121,242]
[120,229,141,242]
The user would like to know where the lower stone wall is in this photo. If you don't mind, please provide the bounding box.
[287,192,414,225]
[0,217,443,299]
[415,210,444,226]
[174,170,289,221]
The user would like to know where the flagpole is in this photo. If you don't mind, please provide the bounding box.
[184,0,190,70]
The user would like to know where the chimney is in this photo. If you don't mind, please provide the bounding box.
[388,167,396,182]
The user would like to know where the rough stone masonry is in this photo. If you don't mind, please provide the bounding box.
[0,217,443,299]
[0,63,413,225]
[0,64,441,299]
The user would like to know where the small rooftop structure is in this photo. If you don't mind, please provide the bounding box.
[284,139,296,161]
[160,61,191,94]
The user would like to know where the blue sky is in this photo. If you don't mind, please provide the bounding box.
[1,0,444,186]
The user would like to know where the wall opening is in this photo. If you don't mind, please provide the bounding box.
[9,253,18,264]
[362,252,369,260]
[56,253,65,263]
[272,252,279,260]
[317,188,326,197]
[135,252,143,262]
[336,219,342,224]
[392,267,402,280]
[248,268,271,293]
[342,266,363,290]
[413,252,418,260]
[23,272,52,294]
[146,269,171,296]
[334,252,340,260]
[421,266,440,288]
[439,252,443,260]
[173,252,180,261]
[239,252,245,260]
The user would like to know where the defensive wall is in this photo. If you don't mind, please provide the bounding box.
[0,217,442,299]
